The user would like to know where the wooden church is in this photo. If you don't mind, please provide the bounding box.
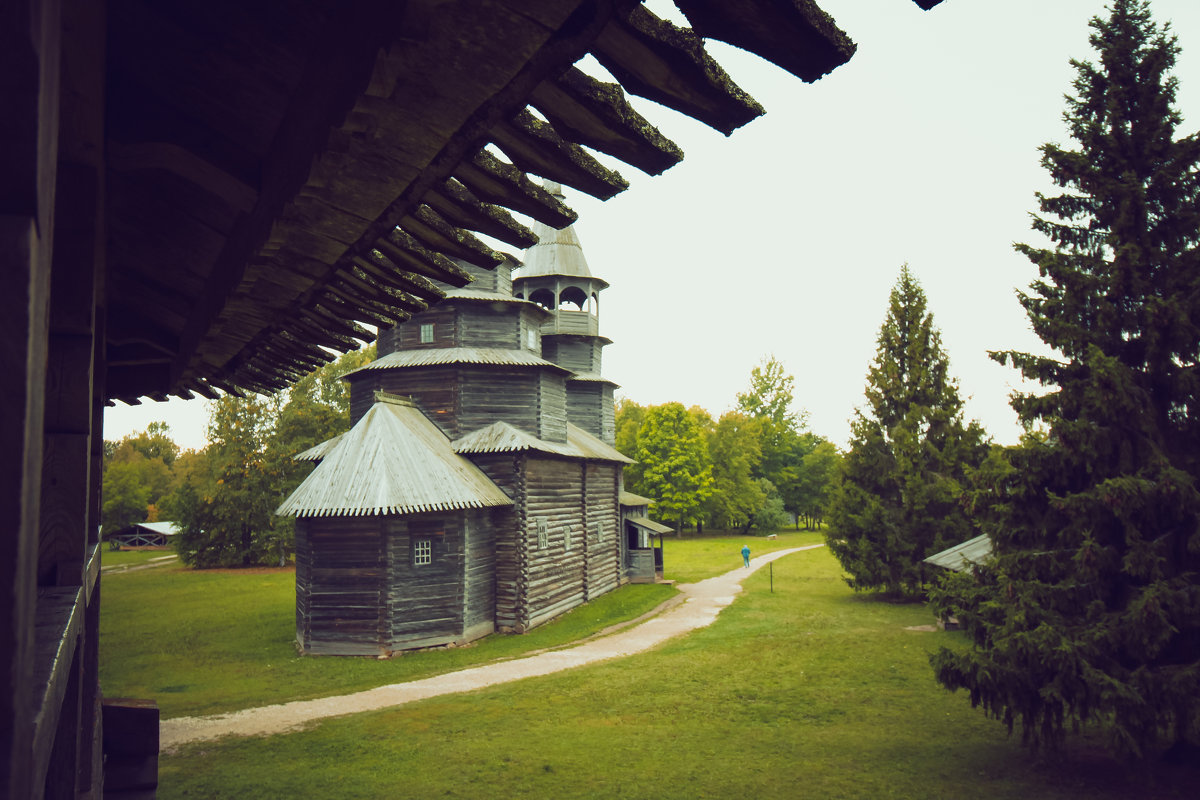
[278,184,664,655]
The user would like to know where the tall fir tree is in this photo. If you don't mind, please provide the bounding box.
[931,0,1200,758]
[827,265,987,597]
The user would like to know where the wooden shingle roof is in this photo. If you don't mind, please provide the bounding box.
[276,397,514,517]
[349,347,571,373]
[102,0,947,404]
[452,421,633,463]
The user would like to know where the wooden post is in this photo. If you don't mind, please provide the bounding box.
[1,0,63,796]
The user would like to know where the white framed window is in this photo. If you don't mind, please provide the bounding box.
[420,323,434,343]
[536,517,548,550]
[526,328,537,349]
[413,538,432,566]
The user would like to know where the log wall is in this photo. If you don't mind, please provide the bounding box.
[538,371,569,443]
[522,455,586,630]
[460,303,519,349]
[384,514,467,650]
[380,303,458,354]
[543,336,604,374]
[584,462,622,598]
[460,368,544,438]
[296,517,388,656]
[470,454,523,630]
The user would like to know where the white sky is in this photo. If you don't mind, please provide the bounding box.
[104,0,1200,453]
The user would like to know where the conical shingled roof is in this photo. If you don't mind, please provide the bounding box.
[277,397,513,517]
[515,182,607,287]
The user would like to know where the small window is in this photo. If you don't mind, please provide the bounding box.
[536,517,548,550]
[526,328,537,349]
[413,538,432,566]
[596,521,605,542]
[420,323,434,343]
[565,526,573,551]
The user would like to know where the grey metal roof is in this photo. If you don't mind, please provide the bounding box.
[276,397,514,518]
[627,515,673,535]
[567,372,619,386]
[452,421,632,464]
[132,521,180,536]
[513,182,606,285]
[620,491,654,507]
[567,424,633,463]
[924,534,993,572]
[348,347,570,374]
[442,289,551,316]
[294,433,345,462]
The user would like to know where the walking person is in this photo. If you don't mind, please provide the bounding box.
[741,543,751,568]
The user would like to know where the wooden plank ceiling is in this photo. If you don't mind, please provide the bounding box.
[104,0,945,404]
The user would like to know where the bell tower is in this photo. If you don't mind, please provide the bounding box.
[513,182,617,444]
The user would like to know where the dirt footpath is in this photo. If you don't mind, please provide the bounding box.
[160,545,823,752]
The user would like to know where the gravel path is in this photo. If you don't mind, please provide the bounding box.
[160,545,822,752]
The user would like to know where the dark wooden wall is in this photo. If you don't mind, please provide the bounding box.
[516,455,623,630]
[584,462,622,598]
[378,303,458,355]
[297,510,505,654]
[537,371,569,443]
[3,2,106,795]
[295,517,388,656]
[542,335,604,374]
[349,364,571,442]
[460,303,520,349]
[471,454,524,630]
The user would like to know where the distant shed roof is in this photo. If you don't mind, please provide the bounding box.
[132,522,180,536]
[924,534,993,572]
[276,397,513,518]
[452,421,632,464]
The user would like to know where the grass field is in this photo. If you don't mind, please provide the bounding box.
[100,547,176,568]
[102,531,1195,799]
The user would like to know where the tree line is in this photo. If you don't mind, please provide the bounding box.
[824,0,1199,763]
[101,345,374,566]
[615,355,841,535]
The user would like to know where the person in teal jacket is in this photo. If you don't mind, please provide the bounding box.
[741,544,751,568]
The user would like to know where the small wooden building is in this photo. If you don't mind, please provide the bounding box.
[108,522,179,550]
[620,491,672,582]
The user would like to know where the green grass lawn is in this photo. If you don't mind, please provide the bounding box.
[104,532,1195,798]
[100,547,176,567]
[100,564,675,718]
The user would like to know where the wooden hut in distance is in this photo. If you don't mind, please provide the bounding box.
[280,186,651,655]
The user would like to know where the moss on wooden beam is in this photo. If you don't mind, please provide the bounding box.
[398,206,504,271]
[425,180,538,250]
[453,150,577,229]
[673,0,856,84]
[490,110,628,200]
[530,67,682,176]
[592,6,762,136]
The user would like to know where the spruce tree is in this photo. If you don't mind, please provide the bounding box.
[931,0,1200,758]
[827,265,987,597]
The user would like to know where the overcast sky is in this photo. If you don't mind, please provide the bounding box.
[105,0,1200,452]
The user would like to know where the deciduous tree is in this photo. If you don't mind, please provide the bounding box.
[931,0,1200,758]
[636,402,714,533]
